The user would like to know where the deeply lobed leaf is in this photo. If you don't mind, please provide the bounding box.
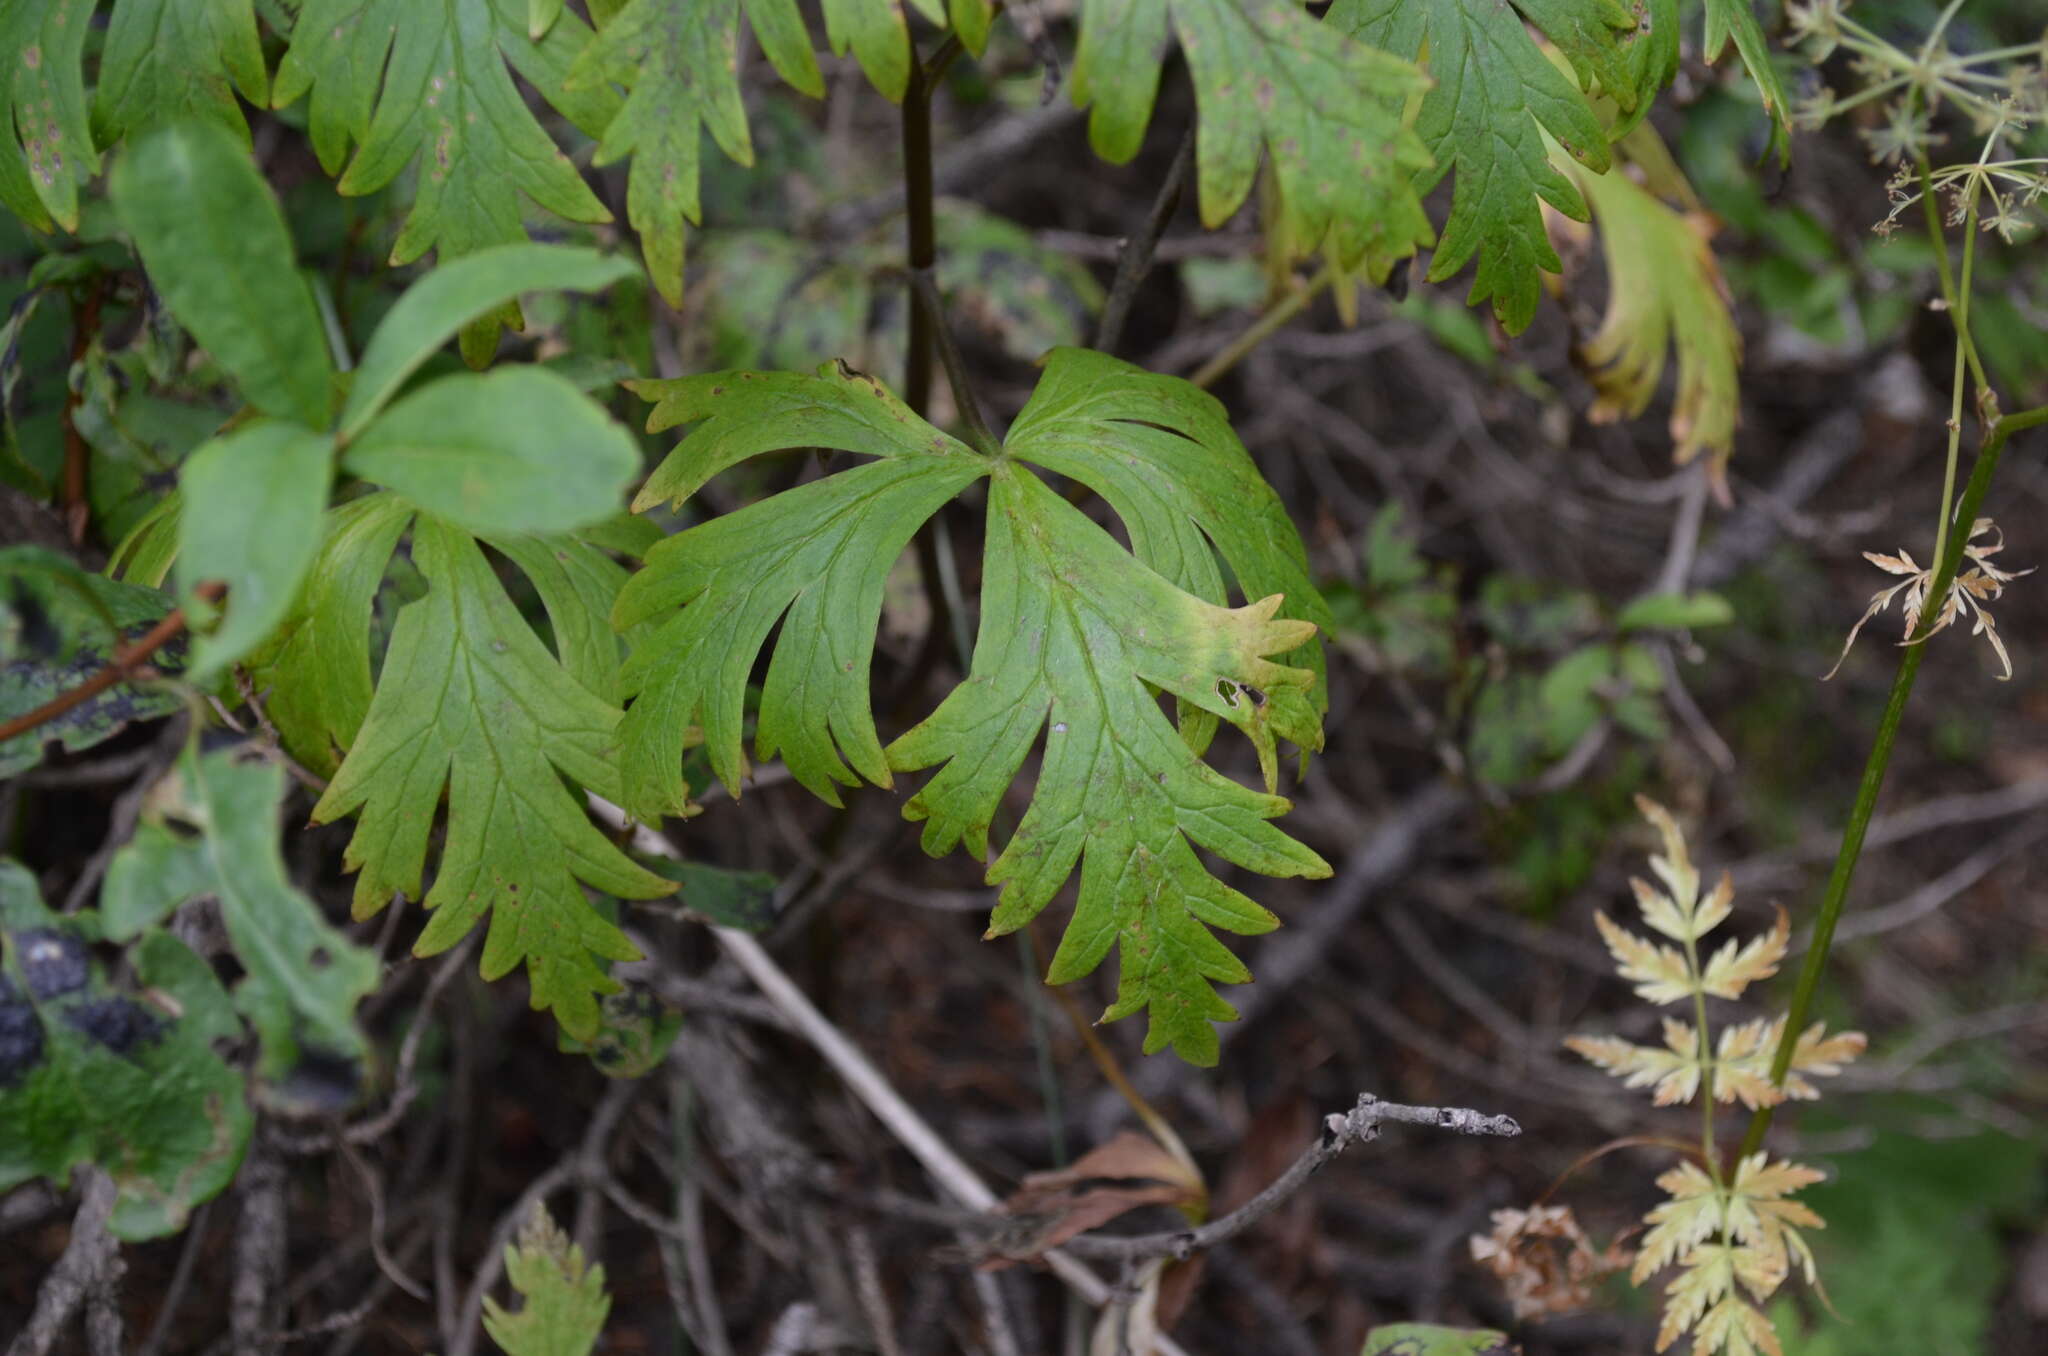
[1550,135,1743,485]
[311,511,674,1039]
[566,0,821,307]
[273,0,618,359]
[1330,0,1678,332]
[614,364,988,815]
[245,493,417,777]
[484,1203,611,1356]
[93,0,269,147]
[888,468,1330,1063]
[1002,349,1331,749]
[1075,0,1435,275]
[616,352,1333,1063]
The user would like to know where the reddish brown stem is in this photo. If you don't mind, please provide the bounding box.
[60,280,107,545]
[0,581,223,744]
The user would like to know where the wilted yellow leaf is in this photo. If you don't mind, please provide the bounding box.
[1546,146,1742,492]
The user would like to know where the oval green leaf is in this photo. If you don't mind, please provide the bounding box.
[1616,590,1736,633]
[342,245,640,441]
[176,421,337,682]
[341,368,640,537]
[108,122,334,429]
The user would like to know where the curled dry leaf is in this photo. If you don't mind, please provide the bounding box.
[982,1130,1204,1269]
[1468,1204,1631,1321]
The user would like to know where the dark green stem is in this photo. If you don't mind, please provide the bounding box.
[901,37,960,417]
[1094,126,1195,357]
[1737,403,2048,1160]
[897,36,990,695]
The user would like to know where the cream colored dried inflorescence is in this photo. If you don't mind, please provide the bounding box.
[1823,517,2031,681]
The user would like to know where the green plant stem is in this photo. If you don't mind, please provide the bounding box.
[902,43,941,420]
[1928,198,1980,574]
[901,37,964,413]
[1190,265,1333,389]
[0,580,223,744]
[1736,402,2048,1160]
[1094,126,1195,357]
[898,33,990,704]
[1914,151,1989,399]
[909,269,1000,456]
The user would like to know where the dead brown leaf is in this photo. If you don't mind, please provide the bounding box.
[983,1131,1204,1269]
[1468,1204,1631,1321]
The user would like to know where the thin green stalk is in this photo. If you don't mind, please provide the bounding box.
[1913,151,1989,398]
[1928,195,1980,573]
[1737,403,2048,1159]
[1925,223,1974,577]
[900,35,996,456]
[898,34,990,713]
[901,42,944,419]
[1190,265,1333,389]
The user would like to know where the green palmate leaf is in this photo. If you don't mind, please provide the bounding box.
[1329,0,1677,333]
[821,0,913,102]
[93,0,269,146]
[1360,1324,1516,1356]
[249,494,648,780]
[273,0,619,360]
[484,1203,611,1356]
[1076,0,1435,274]
[615,364,988,815]
[0,547,184,777]
[567,0,822,308]
[312,513,673,1039]
[0,860,251,1241]
[341,245,640,440]
[1001,348,1331,763]
[890,469,1329,1063]
[176,421,335,681]
[340,368,642,537]
[489,514,661,704]
[528,0,566,38]
[101,747,378,1115]
[0,1,97,232]
[245,492,415,776]
[109,121,334,429]
[1704,0,1792,158]
[617,355,1332,1063]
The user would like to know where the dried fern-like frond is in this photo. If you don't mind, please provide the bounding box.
[1537,800,1869,1354]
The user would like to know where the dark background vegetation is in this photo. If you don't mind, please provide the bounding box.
[4,2,2046,1353]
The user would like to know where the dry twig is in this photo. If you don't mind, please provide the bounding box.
[7,1168,126,1356]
